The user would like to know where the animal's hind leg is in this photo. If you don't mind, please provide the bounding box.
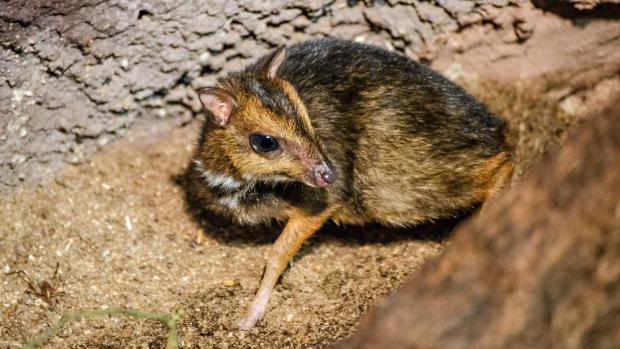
[480,152,514,212]
[486,156,514,200]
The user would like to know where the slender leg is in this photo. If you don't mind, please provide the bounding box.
[236,207,336,330]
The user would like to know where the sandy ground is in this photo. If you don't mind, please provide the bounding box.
[0,80,577,348]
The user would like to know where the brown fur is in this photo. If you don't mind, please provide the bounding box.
[191,38,513,328]
[477,151,514,200]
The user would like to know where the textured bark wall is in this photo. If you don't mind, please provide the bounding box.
[335,99,620,349]
[1,0,619,192]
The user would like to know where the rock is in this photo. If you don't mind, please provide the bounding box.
[222,279,236,287]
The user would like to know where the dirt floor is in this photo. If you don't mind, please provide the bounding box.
[0,80,579,348]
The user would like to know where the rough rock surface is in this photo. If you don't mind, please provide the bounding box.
[335,101,620,349]
[1,0,619,193]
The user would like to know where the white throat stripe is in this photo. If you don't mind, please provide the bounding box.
[194,161,242,191]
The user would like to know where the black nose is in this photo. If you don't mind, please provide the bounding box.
[315,161,338,186]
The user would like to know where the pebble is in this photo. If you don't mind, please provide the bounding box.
[66,155,81,164]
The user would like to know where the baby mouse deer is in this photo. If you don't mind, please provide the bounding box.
[192,38,513,329]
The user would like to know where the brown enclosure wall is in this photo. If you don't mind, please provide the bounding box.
[1,0,619,193]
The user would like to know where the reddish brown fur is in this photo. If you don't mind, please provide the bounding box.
[191,39,513,329]
[199,87,324,185]
[479,152,514,200]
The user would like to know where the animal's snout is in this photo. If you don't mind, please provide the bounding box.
[314,160,338,187]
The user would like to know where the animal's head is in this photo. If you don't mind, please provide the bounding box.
[196,47,338,188]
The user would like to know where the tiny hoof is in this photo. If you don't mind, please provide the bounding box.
[235,318,257,330]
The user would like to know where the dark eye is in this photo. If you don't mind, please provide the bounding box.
[249,133,280,153]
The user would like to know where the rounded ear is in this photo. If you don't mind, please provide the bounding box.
[197,87,237,127]
[262,46,287,80]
